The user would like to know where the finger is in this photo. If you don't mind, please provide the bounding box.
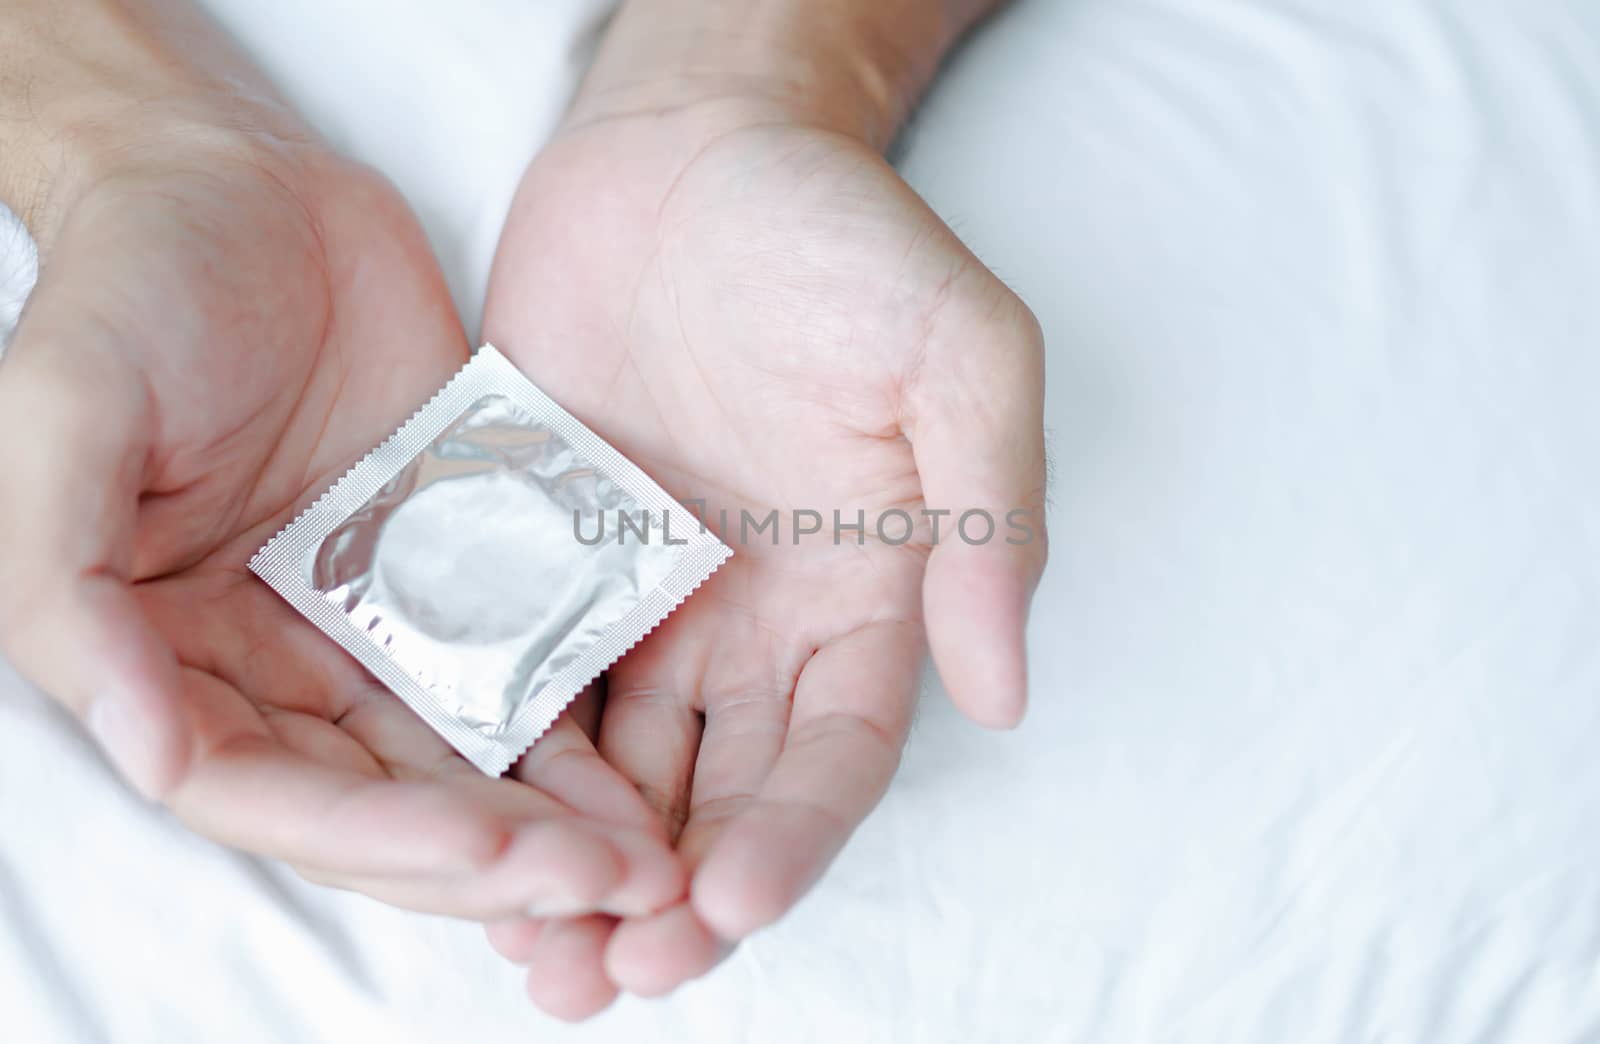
[596,626,706,840]
[676,682,790,863]
[604,904,729,998]
[146,563,683,912]
[690,621,920,940]
[515,685,665,837]
[492,690,668,990]
[605,624,910,991]
[328,693,685,918]
[334,688,527,786]
[0,320,190,799]
[515,692,689,917]
[567,681,603,740]
[485,917,548,965]
[524,915,621,1022]
[297,820,640,920]
[905,283,1048,728]
[161,573,686,917]
[261,707,387,779]
[601,651,790,993]
[146,570,571,802]
[168,668,513,876]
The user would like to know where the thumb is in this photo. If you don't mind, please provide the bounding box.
[906,284,1049,729]
[0,278,191,799]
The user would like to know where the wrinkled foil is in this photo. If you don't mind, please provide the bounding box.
[250,346,730,774]
[309,393,677,733]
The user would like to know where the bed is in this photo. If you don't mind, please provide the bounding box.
[3,1,1598,1040]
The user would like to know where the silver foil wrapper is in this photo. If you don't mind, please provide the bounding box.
[250,346,731,774]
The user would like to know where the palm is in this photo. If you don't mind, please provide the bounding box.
[485,114,1046,1001]
[3,148,675,917]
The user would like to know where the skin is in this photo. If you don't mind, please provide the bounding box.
[0,0,682,922]
[0,0,1047,1024]
[480,0,1047,1019]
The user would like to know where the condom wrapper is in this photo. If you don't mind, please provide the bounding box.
[249,345,731,775]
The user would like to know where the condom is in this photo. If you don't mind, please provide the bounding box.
[250,345,730,775]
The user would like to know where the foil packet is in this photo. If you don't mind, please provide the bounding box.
[250,345,731,775]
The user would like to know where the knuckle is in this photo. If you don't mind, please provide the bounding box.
[925,279,1045,398]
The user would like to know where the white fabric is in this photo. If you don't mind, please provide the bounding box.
[0,212,35,348]
[3,1,1600,1040]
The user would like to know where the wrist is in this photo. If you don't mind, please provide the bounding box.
[566,0,1001,149]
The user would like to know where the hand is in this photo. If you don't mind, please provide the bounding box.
[0,104,682,919]
[481,98,1047,1014]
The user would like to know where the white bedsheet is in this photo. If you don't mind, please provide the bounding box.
[3,1,1600,1040]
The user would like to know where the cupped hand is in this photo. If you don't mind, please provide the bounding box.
[483,103,1048,1014]
[0,117,681,920]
